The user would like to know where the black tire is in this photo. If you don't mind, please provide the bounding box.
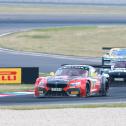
[85,82,90,97]
[100,77,109,96]
[102,57,104,66]
[109,77,114,82]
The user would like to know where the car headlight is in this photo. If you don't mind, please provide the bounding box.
[39,81,45,86]
[70,82,81,87]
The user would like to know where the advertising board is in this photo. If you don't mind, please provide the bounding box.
[0,68,21,84]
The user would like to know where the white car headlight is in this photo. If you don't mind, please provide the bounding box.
[70,82,81,87]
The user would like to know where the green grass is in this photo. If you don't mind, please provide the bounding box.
[0,84,34,92]
[0,103,126,110]
[1,26,126,57]
[19,35,51,39]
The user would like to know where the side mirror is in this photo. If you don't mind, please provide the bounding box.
[50,72,55,76]
[100,70,103,74]
[106,52,109,56]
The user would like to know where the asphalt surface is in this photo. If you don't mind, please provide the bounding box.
[0,13,126,105]
[0,48,100,72]
[1,14,126,25]
[0,87,126,106]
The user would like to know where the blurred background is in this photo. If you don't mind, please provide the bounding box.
[0,0,126,5]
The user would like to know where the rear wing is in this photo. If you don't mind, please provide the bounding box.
[93,65,111,68]
[102,47,112,50]
[102,47,126,50]
[60,64,111,74]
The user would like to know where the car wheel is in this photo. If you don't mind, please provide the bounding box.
[34,90,40,98]
[100,77,109,96]
[85,82,90,97]
[109,77,114,83]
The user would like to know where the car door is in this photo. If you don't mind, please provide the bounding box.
[89,69,100,93]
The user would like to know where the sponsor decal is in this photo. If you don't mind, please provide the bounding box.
[0,68,21,84]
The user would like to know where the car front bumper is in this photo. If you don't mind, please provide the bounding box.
[109,72,126,81]
[37,87,80,97]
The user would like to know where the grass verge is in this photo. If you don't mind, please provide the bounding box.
[0,73,49,92]
[0,103,126,110]
[0,84,34,92]
[0,26,126,57]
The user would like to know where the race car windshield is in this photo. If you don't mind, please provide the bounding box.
[114,61,126,68]
[55,68,88,77]
[111,49,126,56]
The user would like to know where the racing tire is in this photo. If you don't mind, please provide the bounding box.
[100,77,109,96]
[102,57,104,66]
[85,82,90,97]
[109,77,114,83]
[34,93,41,98]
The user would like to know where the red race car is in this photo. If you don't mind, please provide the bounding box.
[34,65,109,97]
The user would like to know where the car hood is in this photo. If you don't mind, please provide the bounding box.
[47,76,81,83]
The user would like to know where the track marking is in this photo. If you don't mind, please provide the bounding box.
[0,47,100,62]
[0,91,34,97]
[0,94,15,97]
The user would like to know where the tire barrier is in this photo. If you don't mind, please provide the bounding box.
[0,67,39,84]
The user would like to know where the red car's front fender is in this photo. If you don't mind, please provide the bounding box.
[79,79,87,97]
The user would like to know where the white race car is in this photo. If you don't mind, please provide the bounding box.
[109,60,126,82]
[102,47,126,66]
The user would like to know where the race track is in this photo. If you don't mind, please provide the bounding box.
[0,48,100,72]
[0,87,126,106]
[0,13,126,105]
[1,13,126,72]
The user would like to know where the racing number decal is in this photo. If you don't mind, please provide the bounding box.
[91,79,97,89]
